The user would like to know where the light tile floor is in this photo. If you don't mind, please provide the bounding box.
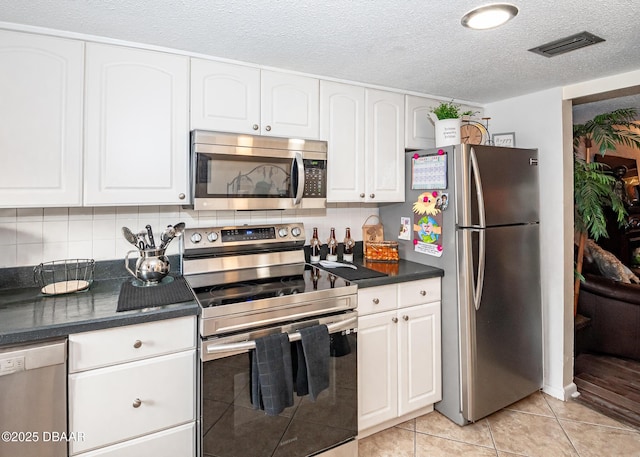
[358,391,640,457]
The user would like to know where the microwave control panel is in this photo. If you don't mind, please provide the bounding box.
[303,159,326,198]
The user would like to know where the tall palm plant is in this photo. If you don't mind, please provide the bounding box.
[573,108,640,313]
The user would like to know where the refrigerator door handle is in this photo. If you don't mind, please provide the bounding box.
[469,148,486,310]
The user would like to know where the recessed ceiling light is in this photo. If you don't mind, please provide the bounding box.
[461,3,519,30]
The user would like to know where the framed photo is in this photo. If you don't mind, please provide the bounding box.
[492,132,516,147]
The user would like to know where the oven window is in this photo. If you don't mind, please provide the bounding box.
[196,154,293,199]
[201,333,357,457]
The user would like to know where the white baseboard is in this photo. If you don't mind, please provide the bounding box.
[542,381,577,401]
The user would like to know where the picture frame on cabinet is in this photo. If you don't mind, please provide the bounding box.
[492,132,516,148]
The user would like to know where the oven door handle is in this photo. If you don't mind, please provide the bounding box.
[204,316,357,355]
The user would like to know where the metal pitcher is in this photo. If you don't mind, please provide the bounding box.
[125,248,170,285]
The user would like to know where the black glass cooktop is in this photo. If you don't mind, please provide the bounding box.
[193,264,352,309]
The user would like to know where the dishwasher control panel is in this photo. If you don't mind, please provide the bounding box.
[0,355,25,376]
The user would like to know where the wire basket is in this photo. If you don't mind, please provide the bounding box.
[33,259,95,295]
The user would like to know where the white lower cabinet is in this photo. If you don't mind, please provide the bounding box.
[68,316,196,456]
[357,279,441,435]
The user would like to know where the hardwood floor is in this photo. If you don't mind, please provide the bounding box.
[574,352,640,430]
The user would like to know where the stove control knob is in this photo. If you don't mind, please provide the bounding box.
[190,232,202,244]
[207,232,218,243]
[291,227,302,237]
[278,228,289,238]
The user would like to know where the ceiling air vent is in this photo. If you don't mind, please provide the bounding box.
[528,31,605,57]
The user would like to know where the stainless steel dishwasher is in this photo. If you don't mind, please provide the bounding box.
[0,339,67,457]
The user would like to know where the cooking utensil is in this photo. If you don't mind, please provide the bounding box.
[146,224,156,249]
[137,231,148,249]
[159,225,175,249]
[172,222,186,238]
[121,227,138,246]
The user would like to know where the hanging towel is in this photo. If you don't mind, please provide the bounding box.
[298,324,330,401]
[251,332,294,416]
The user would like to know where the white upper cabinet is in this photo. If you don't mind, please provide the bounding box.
[365,89,405,202]
[0,30,84,208]
[84,43,190,206]
[320,81,366,202]
[405,95,436,150]
[260,70,319,139]
[190,59,260,133]
[321,83,404,203]
[191,60,319,139]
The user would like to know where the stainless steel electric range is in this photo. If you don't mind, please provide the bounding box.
[182,223,358,457]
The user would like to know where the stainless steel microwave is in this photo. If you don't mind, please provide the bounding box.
[190,130,327,211]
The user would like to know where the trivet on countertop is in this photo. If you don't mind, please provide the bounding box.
[316,263,387,281]
[117,275,195,312]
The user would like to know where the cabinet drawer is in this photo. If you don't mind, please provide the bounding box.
[74,422,195,457]
[69,316,196,372]
[398,278,441,308]
[357,284,397,316]
[69,350,196,455]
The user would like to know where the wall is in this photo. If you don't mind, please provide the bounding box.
[484,87,575,400]
[0,204,378,270]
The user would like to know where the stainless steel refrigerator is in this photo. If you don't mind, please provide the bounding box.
[379,144,542,425]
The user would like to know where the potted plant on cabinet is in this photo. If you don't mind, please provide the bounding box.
[429,101,476,147]
[573,107,640,313]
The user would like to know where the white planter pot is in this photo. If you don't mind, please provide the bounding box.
[435,118,461,147]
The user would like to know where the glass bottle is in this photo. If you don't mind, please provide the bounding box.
[310,227,321,263]
[327,227,338,261]
[343,227,355,263]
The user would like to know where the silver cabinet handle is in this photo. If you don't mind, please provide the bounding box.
[252,124,259,130]
[178,193,186,200]
[372,298,380,304]
[392,317,398,323]
[360,193,365,198]
[403,315,409,321]
[132,398,142,408]
[133,340,142,349]
[370,193,375,199]
[265,125,272,131]
[420,290,426,296]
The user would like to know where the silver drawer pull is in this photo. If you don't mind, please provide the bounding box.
[133,340,142,349]
[420,290,426,296]
[372,298,380,304]
[132,398,142,408]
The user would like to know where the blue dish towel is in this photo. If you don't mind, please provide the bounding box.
[251,332,293,416]
[296,324,330,401]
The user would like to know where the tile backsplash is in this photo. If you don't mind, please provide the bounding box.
[0,204,380,268]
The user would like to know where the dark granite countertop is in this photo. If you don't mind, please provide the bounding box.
[0,271,199,347]
[341,258,443,288]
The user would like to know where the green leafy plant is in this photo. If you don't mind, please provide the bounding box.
[573,108,640,241]
[431,101,462,120]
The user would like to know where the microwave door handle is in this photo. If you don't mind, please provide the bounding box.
[291,152,305,205]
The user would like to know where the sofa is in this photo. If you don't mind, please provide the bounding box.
[577,272,640,361]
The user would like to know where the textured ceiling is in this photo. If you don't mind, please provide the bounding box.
[1,0,639,103]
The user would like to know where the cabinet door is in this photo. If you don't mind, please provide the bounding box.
[0,30,84,208]
[261,70,319,139]
[190,59,260,133]
[84,43,189,206]
[69,350,195,454]
[365,89,405,202]
[358,310,398,431]
[320,81,366,202]
[397,302,442,416]
[405,95,437,150]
